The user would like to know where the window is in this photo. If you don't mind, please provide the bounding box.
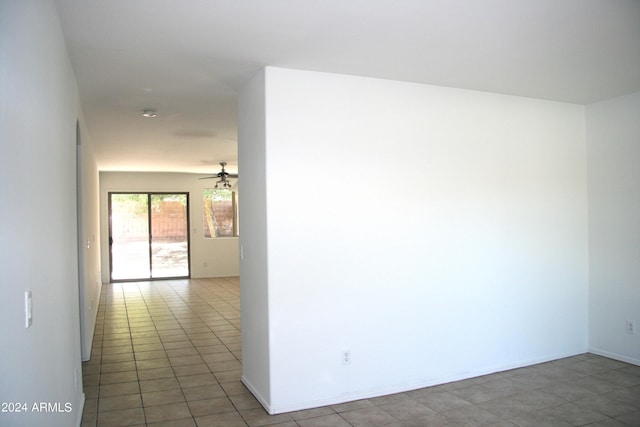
[203,189,238,238]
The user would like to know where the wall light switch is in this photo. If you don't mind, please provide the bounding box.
[25,290,32,328]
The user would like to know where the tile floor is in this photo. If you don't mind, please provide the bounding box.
[81,277,640,427]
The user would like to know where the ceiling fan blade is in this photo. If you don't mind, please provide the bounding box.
[198,160,238,181]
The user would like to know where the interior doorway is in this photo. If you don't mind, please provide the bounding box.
[109,192,190,281]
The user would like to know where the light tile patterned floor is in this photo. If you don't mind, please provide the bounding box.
[81,277,640,426]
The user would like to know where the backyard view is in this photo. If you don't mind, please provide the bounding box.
[203,188,236,238]
[110,193,189,281]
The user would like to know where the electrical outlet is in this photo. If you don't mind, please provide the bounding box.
[626,320,636,334]
[342,350,351,365]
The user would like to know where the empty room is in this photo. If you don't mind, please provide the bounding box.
[1,1,639,426]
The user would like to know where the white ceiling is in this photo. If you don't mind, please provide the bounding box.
[55,0,640,174]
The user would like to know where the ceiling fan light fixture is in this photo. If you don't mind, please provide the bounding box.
[214,179,233,189]
[200,162,238,188]
[142,109,157,118]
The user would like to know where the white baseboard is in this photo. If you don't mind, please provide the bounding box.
[246,350,588,415]
[588,347,640,366]
[81,282,103,362]
[241,375,274,414]
[75,393,85,427]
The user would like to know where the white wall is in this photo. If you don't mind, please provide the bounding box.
[240,67,589,413]
[99,172,240,282]
[77,116,102,362]
[238,69,272,407]
[587,91,640,364]
[0,1,85,425]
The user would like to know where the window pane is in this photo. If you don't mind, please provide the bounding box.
[110,193,150,280]
[151,194,189,278]
[203,189,234,237]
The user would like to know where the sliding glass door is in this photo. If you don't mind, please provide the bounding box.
[109,193,190,281]
[150,194,189,278]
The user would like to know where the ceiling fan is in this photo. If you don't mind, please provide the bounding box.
[200,162,238,189]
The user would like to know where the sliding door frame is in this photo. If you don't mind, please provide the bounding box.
[108,192,191,282]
